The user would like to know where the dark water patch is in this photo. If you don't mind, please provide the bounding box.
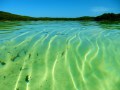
[16,88,19,90]
[28,53,31,59]
[11,54,20,62]
[37,53,39,56]
[25,75,30,83]
[61,51,65,57]
[0,61,6,65]
[3,76,6,79]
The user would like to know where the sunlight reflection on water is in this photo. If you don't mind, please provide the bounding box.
[0,21,120,90]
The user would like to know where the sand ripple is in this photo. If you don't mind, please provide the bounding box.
[0,21,120,90]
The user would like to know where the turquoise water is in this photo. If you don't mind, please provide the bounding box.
[0,21,120,90]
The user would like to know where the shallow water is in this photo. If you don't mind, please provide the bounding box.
[0,21,120,90]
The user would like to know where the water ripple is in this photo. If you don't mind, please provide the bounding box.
[0,21,120,90]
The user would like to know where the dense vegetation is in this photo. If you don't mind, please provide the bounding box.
[95,13,120,21]
[0,11,120,21]
[0,11,35,21]
[0,11,94,21]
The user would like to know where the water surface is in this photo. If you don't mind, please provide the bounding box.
[0,21,120,90]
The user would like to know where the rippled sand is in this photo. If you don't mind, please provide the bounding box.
[0,21,120,90]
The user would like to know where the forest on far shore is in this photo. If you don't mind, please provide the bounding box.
[0,11,120,21]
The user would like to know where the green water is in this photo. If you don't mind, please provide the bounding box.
[0,21,120,90]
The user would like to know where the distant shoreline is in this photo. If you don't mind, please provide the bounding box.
[0,11,120,21]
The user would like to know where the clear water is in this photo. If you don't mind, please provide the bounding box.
[0,21,120,90]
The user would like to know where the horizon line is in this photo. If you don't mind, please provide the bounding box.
[1,10,120,18]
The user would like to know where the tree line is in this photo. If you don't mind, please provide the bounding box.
[0,11,120,21]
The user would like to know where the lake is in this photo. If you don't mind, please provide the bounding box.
[0,21,120,90]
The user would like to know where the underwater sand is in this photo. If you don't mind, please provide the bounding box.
[0,21,120,90]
